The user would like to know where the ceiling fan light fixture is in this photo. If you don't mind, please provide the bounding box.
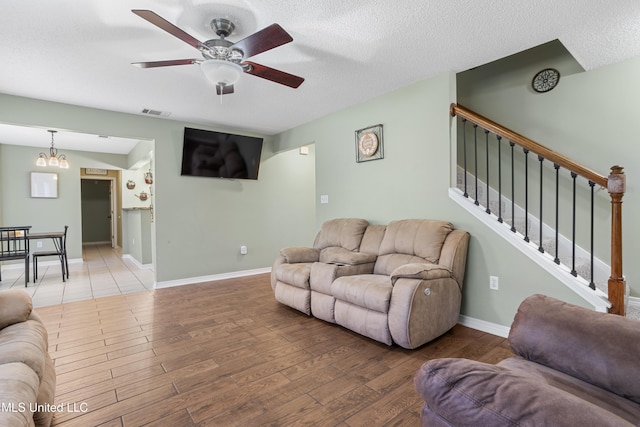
[200,59,242,86]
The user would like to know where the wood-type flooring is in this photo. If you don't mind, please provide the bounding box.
[36,273,513,426]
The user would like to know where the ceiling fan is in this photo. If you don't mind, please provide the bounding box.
[131,9,304,95]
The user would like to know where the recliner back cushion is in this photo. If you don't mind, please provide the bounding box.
[374,220,453,275]
[313,218,369,251]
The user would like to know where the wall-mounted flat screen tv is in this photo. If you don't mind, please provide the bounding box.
[180,127,264,180]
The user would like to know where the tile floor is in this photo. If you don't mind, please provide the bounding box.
[0,244,154,308]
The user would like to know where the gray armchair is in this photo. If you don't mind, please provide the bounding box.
[414,294,640,426]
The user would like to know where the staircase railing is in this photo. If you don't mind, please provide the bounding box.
[451,103,626,315]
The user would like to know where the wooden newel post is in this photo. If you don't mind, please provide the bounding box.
[607,165,625,315]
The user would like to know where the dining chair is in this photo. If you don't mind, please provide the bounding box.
[0,226,31,286]
[33,225,68,282]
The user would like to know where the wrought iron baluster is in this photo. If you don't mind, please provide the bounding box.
[497,136,503,223]
[589,181,596,289]
[474,124,479,205]
[554,164,560,264]
[538,155,544,253]
[571,172,578,277]
[462,119,468,198]
[510,141,516,233]
[524,148,530,242]
[485,130,491,213]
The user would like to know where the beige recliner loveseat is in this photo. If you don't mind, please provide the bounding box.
[271,218,470,349]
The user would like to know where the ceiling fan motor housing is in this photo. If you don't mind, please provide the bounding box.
[202,38,243,62]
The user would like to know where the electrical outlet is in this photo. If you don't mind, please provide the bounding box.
[240,245,248,255]
[490,276,499,290]
[36,241,43,248]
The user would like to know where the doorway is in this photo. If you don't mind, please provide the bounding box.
[81,178,116,247]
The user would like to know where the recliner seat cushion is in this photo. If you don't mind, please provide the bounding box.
[331,274,392,313]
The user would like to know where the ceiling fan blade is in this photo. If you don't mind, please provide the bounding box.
[132,9,208,52]
[216,84,235,95]
[132,59,199,68]
[231,24,293,59]
[244,62,304,88]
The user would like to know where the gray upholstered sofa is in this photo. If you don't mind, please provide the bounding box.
[414,294,640,426]
[0,290,56,427]
[271,218,470,349]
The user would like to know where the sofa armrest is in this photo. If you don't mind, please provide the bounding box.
[0,290,33,330]
[279,247,320,263]
[414,358,635,427]
[390,263,451,285]
[509,294,640,404]
[389,275,461,349]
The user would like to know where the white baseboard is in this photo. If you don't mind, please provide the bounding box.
[1,257,82,270]
[458,314,510,338]
[121,254,153,270]
[628,296,640,311]
[155,267,272,289]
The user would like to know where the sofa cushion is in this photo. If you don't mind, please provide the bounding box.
[0,290,32,330]
[274,263,312,290]
[509,294,640,404]
[378,219,453,263]
[415,357,636,427]
[334,300,392,345]
[331,274,392,313]
[319,247,377,265]
[0,319,48,382]
[314,218,369,251]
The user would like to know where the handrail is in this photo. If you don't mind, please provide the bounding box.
[451,103,626,315]
[451,104,608,188]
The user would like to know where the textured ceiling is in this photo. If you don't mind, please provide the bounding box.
[2,0,640,145]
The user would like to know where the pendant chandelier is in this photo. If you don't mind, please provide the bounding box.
[36,130,69,169]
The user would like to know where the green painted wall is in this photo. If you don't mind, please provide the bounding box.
[5,52,631,326]
[458,53,640,298]
[0,93,317,282]
[275,72,587,327]
[0,143,127,259]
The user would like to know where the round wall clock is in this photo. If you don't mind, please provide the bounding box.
[532,68,560,93]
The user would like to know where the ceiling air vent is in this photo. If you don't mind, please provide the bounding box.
[141,108,171,118]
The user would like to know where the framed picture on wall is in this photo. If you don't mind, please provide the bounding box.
[355,124,384,163]
[30,172,58,198]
